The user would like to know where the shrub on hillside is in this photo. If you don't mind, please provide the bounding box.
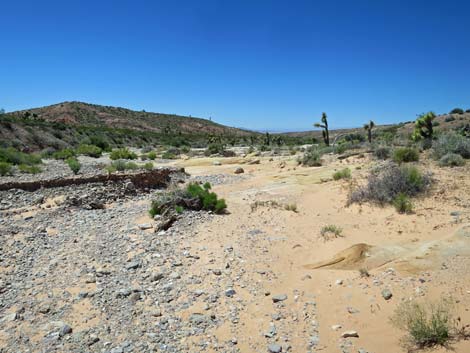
[204,143,225,156]
[348,163,431,205]
[450,108,464,115]
[147,151,157,160]
[89,135,110,151]
[0,147,42,166]
[144,162,154,170]
[438,153,465,167]
[66,157,81,175]
[374,146,391,160]
[76,144,102,158]
[393,147,419,163]
[0,162,12,176]
[53,148,76,160]
[433,132,470,159]
[110,148,137,160]
[18,164,42,174]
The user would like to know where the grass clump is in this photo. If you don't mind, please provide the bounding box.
[144,162,154,170]
[374,145,391,160]
[284,203,298,212]
[393,193,413,214]
[66,157,81,175]
[18,164,42,174]
[393,147,419,163]
[161,151,178,159]
[110,160,139,171]
[391,299,453,349]
[348,163,431,207]
[438,153,465,167]
[0,162,12,176]
[320,224,343,240]
[333,168,351,180]
[76,144,102,158]
[147,151,157,160]
[110,148,137,160]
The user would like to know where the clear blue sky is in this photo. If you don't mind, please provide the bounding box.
[1,1,469,131]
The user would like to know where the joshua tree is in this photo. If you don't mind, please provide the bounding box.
[314,112,330,146]
[363,120,375,143]
[412,111,435,141]
[264,132,271,146]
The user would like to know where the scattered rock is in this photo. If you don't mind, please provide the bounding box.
[272,294,288,303]
[341,330,359,338]
[267,343,282,353]
[234,167,244,174]
[381,288,393,300]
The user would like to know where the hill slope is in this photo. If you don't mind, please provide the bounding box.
[9,101,252,136]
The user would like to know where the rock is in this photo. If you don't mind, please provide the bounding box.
[272,294,288,303]
[213,161,222,166]
[129,292,141,303]
[225,288,236,297]
[248,159,260,165]
[341,330,359,338]
[87,334,100,346]
[335,279,343,285]
[331,324,342,331]
[189,313,208,325]
[125,261,141,270]
[150,309,162,317]
[234,167,244,174]
[58,324,72,337]
[150,272,164,282]
[138,223,153,230]
[212,269,222,276]
[267,343,282,352]
[381,288,393,300]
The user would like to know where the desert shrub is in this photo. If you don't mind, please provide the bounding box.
[141,146,153,153]
[76,144,102,158]
[147,151,157,160]
[175,205,184,214]
[284,203,298,212]
[89,135,110,151]
[444,116,456,122]
[333,168,351,180]
[438,153,465,167]
[105,165,117,174]
[144,162,154,170]
[205,143,225,156]
[391,299,453,348]
[300,147,322,166]
[180,146,190,154]
[186,182,227,214]
[374,145,391,160]
[53,148,76,160]
[348,163,431,205]
[161,151,178,159]
[110,160,135,171]
[393,147,419,163]
[393,193,413,214]
[0,162,12,176]
[320,225,343,240]
[66,157,81,175]
[0,147,42,166]
[110,148,137,160]
[450,108,464,114]
[18,164,42,174]
[433,132,470,159]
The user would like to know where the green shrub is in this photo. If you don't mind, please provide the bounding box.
[89,135,110,151]
[76,144,102,158]
[320,225,343,240]
[126,162,138,170]
[110,148,137,160]
[110,160,138,171]
[147,151,157,160]
[53,148,76,160]
[374,146,391,160]
[393,193,413,214]
[204,143,225,156]
[0,147,42,166]
[66,157,81,175]
[284,203,298,212]
[162,151,177,159]
[433,132,470,159]
[391,299,453,348]
[450,108,464,114]
[438,153,465,167]
[349,163,431,205]
[18,164,42,174]
[393,147,419,163]
[185,182,227,214]
[175,205,184,214]
[333,168,351,180]
[144,162,154,170]
[0,162,12,176]
[300,148,322,166]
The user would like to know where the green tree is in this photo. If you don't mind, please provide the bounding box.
[363,120,375,143]
[314,112,330,146]
[412,112,435,141]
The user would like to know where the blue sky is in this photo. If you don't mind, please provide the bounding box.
[1,1,469,131]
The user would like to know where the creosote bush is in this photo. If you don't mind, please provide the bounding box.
[433,133,470,160]
[300,147,322,166]
[391,299,454,349]
[0,162,12,176]
[348,163,431,206]
[438,153,465,167]
[393,147,419,163]
[333,168,351,180]
[374,145,391,160]
[110,148,137,160]
[76,144,102,158]
[66,157,81,175]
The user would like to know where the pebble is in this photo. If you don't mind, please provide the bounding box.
[341,330,359,338]
[381,288,393,300]
[267,343,282,353]
[272,294,288,303]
